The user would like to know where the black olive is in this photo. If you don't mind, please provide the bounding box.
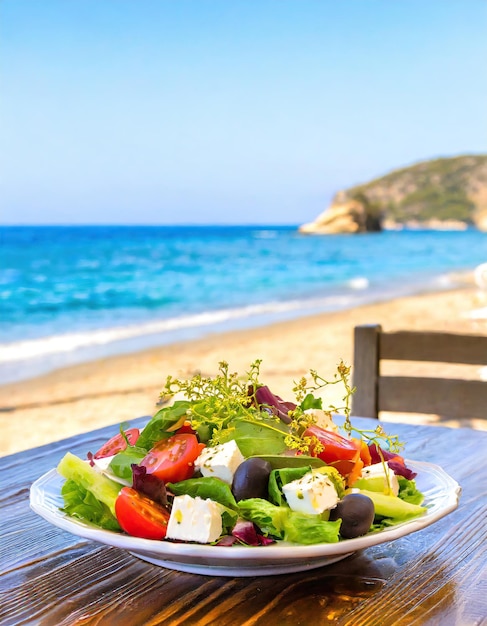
[232,458,273,501]
[329,493,375,539]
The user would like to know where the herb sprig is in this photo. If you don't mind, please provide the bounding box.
[160,359,403,455]
[162,361,292,446]
[290,360,403,453]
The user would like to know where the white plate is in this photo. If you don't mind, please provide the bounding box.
[30,460,460,577]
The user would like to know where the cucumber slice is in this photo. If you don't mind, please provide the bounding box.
[354,488,426,521]
[57,452,121,517]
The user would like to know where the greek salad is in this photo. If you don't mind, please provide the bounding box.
[57,360,426,546]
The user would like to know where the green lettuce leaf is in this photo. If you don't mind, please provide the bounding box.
[167,477,238,510]
[237,498,289,538]
[300,393,323,410]
[249,454,325,470]
[61,479,121,531]
[136,401,191,451]
[215,417,289,457]
[397,477,425,505]
[237,497,341,544]
[283,512,341,544]
[221,508,239,534]
[108,447,146,481]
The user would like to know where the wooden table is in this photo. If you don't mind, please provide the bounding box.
[1,417,486,626]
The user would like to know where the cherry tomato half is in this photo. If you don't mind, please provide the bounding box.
[333,457,364,487]
[303,425,360,464]
[115,487,170,540]
[93,428,140,459]
[303,425,363,485]
[139,433,205,484]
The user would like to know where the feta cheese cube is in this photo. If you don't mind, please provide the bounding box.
[282,471,339,515]
[92,455,114,471]
[361,462,400,496]
[195,440,244,484]
[166,494,223,544]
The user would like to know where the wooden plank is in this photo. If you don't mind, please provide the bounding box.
[378,376,487,419]
[344,500,487,625]
[380,330,487,364]
[351,324,381,418]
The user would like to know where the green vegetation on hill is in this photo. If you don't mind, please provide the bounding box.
[343,154,487,227]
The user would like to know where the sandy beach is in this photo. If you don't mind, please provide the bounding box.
[1,281,486,457]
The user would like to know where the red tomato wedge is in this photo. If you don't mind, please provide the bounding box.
[303,425,363,485]
[304,425,360,463]
[334,457,364,486]
[115,487,170,540]
[139,433,205,484]
[93,428,140,459]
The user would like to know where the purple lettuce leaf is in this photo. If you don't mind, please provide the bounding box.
[254,385,296,424]
[388,460,417,480]
[215,535,238,546]
[368,444,417,479]
[231,519,276,546]
[131,464,168,506]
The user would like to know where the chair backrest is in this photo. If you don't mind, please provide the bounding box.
[351,324,487,419]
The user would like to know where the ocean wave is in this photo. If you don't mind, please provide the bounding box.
[0,296,356,364]
[252,230,278,239]
[2,225,485,385]
[0,269,471,368]
[347,277,369,290]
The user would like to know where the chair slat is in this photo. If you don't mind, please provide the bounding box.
[378,376,487,419]
[380,331,487,365]
[352,324,381,418]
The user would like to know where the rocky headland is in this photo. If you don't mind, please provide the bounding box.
[300,154,487,234]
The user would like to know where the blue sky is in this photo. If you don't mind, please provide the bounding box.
[1,0,486,225]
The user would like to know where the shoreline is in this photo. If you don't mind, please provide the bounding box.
[0,267,472,387]
[1,282,486,457]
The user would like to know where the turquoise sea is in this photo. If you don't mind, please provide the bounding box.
[1,225,486,384]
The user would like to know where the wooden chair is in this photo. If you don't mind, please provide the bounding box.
[351,324,487,420]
